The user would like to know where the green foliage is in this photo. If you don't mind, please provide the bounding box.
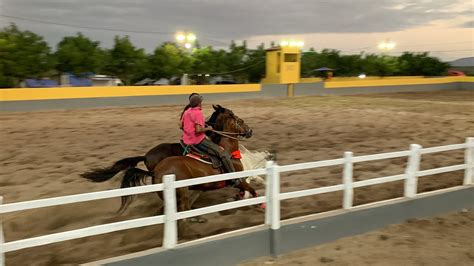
[105,36,148,84]
[0,24,453,88]
[301,49,448,77]
[397,52,449,76]
[54,33,106,74]
[149,42,192,79]
[191,46,227,75]
[245,43,266,83]
[0,23,52,87]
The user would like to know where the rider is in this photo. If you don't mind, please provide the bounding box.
[181,93,238,179]
[179,92,199,130]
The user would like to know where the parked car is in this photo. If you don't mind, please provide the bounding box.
[448,70,466,76]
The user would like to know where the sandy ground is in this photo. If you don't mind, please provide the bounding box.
[0,90,473,265]
[240,210,474,266]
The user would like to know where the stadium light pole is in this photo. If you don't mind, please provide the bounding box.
[377,39,396,54]
[175,32,197,50]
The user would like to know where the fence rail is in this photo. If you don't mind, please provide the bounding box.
[0,184,164,214]
[1,137,473,266]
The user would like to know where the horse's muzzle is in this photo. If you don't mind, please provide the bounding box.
[245,129,253,138]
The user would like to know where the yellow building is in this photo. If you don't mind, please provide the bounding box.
[262,46,301,84]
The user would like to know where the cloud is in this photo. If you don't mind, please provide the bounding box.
[460,20,473,28]
[0,0,471,50]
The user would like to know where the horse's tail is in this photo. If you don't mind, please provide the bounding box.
[119,167,153,213]
[81,156,146,182]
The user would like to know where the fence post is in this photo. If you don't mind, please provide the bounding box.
[287,83,294,97]
[0,196,5,266]
[343,152,354,209]
[270,162,280,231]
[265,161,273,226]
[404,144,422,198]
[464,137,474,185]
[163,174,177,249]
[265,161,281,258]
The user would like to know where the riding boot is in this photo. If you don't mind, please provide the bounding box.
[222,154,236,172]
[221,155,242,186]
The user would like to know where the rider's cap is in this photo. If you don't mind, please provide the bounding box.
[189,94,203,107]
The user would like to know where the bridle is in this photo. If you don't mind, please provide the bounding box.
[206,113,251,141]
[210,130,243,141]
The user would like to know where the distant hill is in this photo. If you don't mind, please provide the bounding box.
[450,57,474,67]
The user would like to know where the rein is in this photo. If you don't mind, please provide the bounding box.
[211,130,244,141]
[206,110,251,141]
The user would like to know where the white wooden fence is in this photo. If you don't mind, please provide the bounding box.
[1,137,473,265]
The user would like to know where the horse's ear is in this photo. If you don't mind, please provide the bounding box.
[213,104,219,110]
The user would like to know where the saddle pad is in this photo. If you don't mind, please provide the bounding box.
[186,153,213,165]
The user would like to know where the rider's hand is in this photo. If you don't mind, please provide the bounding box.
[206,126,213,131]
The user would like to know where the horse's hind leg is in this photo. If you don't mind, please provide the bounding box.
[188,191,207,223]
[189,190,202,207]
[156,191,164,215]
[176,187,191,237]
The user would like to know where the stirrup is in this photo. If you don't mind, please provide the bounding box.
[229,178,241,187]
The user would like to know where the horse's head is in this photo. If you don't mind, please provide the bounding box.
[207,105,253,139]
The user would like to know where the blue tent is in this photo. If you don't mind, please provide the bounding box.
[69,75,92,87]
[25,79,59,88]
[314,67,335,72]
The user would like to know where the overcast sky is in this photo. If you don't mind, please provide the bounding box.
[1,0,472,61]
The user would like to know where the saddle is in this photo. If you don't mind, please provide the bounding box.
[180,140,222,169]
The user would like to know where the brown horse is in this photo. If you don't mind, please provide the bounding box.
[81,105,250,183]
[82,105,258,214]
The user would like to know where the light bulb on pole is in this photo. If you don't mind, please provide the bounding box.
[175,32,186,43]
[176,31,197,49]
[377,39,397,52]
[279,39,304,48]
[187,33,196,42]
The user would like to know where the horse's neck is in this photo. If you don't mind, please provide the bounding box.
[218,138,239,153]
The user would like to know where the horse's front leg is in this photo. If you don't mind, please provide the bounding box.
[235,180,257,198]
[234,180,265,209]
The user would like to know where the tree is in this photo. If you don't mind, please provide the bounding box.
[300,49,344,77]
[301,50,401,77]
[360,54,397,76]
[148,42,192,79]
[54,33,106,74]
[224,41,249,82]
[301,48,319,77]
[397,52,449,76]
[339,54,364,76]
[245,43,266,83]
[105,36,148,84]
[0,23,53,87]
[191,46,224,74]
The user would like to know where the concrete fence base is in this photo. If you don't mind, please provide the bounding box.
[86,186,473,266]
[1,81,472,112]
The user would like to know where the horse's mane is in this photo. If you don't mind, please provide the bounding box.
[206,105,227,143]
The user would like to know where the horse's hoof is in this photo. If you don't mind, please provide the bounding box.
[189,217,207,223]
[234,191,251,200]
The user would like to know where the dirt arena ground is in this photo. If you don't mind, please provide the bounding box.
[240,210,474,266]
[0,90,473,265]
